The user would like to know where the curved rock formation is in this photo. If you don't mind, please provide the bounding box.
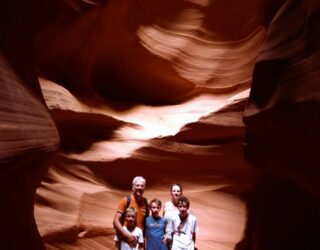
[0,1,59,249]
[240,0,320,249]
[1,0,319,249]
[32,1,263,249]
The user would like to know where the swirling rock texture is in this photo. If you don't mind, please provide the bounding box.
[33,0,263,249]
[0,1,60,249]
[1,0,319,250]
[240,0,320,249]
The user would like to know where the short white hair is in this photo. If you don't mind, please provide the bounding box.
[132,176,146,186]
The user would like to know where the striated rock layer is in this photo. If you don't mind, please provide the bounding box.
[240,0,320,249]
[33,0,263,249]
[0,1,59,249]
[1,0,319,249]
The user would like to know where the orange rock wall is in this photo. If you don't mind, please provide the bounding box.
[1,0,319,249]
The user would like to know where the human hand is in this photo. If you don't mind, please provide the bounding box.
[162,236,167,244]
[165,237,172,245]
[125,232,137,248]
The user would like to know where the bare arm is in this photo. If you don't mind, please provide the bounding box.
[138,242,144,250]
[162,221,167,244]
[193,232,196,244]
[115,241,120,250]
[113,212,126,236]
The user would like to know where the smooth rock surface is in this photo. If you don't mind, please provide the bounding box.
[33,1,263,248]
[1,0,319,249]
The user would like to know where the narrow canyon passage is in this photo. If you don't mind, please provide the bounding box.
[1,0,319,249]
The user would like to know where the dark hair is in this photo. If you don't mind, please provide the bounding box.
[150,198,162,208]
[177,196,190,208]
[171,183,183,194]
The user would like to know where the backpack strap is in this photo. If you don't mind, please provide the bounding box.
[126,195,131,210]
[143,197,149,217]
[143,197,149,236]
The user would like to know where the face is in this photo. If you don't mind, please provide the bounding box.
[132,181,145,199]
[178,202,188,217]
[125,212,136,227]
[150,202,161,217]
[171,185,181,201]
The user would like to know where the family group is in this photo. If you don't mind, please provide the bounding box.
[113,176,198,250]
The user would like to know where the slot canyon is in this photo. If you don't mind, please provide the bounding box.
[0,0,319,249]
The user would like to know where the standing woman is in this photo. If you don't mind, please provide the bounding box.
[163,184,182,249]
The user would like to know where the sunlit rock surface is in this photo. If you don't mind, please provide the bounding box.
[33,0,263,249]
[3,0,319,249]
[37,72,253,250]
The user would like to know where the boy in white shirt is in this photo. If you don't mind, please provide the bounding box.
[114,207,144,250]
[170,196,198,250]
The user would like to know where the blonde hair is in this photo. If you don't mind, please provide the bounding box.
[126,207,137,216]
